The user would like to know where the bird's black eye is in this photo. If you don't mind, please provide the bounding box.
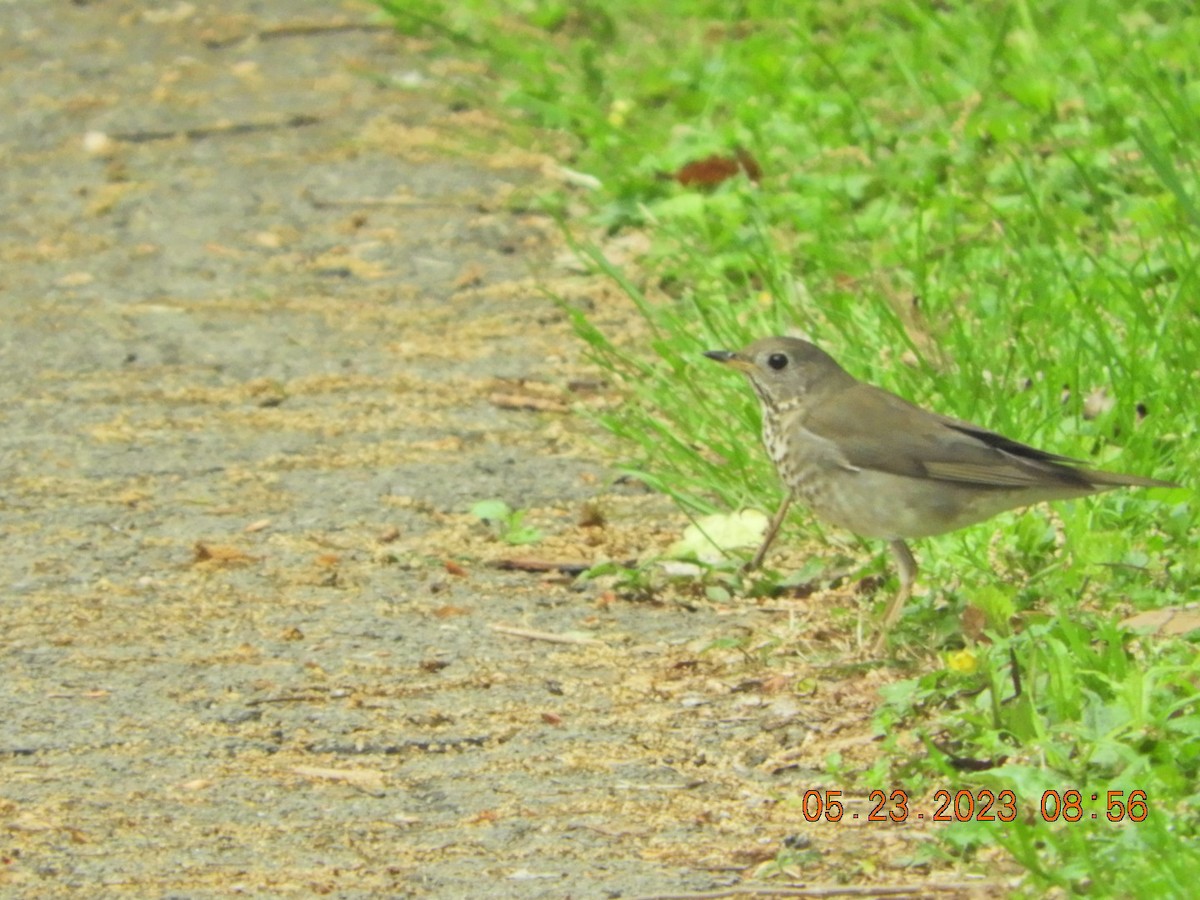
[767,353,789,371]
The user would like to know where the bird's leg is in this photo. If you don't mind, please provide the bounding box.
[871,539,917,654]
[746,493,792,571]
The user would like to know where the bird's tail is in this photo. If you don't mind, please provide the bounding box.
[1082,469,1178,490]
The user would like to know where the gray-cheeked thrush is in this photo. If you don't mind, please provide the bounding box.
[705,336,1177,652]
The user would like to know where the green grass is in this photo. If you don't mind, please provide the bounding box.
[874,618,1200,897]
[379,0,1199,893]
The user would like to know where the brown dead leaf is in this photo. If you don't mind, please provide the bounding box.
[672,147,762,188]
[961,604,988,642]
[759,674,791,694]
[1121,606,1200,637]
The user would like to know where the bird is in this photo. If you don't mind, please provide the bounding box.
[704,336,1176,653]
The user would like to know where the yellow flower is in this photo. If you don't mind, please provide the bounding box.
[945,649,978,675]
[607,98,633,127]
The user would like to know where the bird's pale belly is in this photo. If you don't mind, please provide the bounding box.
[789,466,1082,541]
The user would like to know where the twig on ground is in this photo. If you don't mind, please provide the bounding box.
[111,114,318,144]
[489,623,603,646]
[303,189,457,210]
[204,22,392,50]
[491,558,593,575]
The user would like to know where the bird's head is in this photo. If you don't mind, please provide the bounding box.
[704,336,852,411]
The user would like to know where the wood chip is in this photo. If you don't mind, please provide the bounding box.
[290,765,386,793]
[193,542,258,565]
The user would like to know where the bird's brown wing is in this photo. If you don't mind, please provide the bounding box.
[800,382,1096,490]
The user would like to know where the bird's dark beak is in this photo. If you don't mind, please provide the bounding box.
[705,349,753,373]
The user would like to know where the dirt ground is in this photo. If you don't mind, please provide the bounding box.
[0,3,1010,897]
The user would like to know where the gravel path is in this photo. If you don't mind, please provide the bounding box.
[0,4,1004,897]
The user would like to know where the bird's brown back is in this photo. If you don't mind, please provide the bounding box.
[796,379,1176,494]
